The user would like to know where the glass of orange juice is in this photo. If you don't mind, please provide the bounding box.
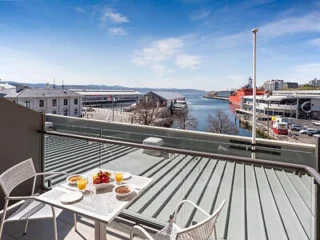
[115,171,124,184]
[77,179,87,192]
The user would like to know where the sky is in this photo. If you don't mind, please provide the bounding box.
[0,0,320,91]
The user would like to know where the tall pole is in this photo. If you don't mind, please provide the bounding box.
[252,28,258,159]
[112,96,115,121]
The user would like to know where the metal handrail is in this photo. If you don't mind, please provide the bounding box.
[42,130,320,185]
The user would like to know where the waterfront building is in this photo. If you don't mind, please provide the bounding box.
[273,90,320,96]
[309,78,320,87]
[0,83,16,97]
[4,88,82,117]
[141,91,185,108]
[74,89,142,106]
[284,82,299,89]
[241,94,320,119]
[0,82,15,90]
[263,79,285,92]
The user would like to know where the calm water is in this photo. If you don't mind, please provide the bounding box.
[184,92,252,137]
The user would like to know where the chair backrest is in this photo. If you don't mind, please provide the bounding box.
[0,158,36,196]
[176,200,226,240]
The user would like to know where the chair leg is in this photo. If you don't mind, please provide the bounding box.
[214,225,217,240]
[51,207,58,240]
[73,214,77,231]
[23,219,29,235]
[0,200,8,239]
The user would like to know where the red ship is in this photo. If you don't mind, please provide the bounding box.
[229,77,264,106]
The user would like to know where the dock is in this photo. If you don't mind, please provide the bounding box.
[203,95,229,101]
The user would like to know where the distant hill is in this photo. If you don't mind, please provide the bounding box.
[5,81,206,95]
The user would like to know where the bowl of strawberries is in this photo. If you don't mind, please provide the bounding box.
[92,170,115,190]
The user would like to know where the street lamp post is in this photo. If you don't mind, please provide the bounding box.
[252,28,258,159]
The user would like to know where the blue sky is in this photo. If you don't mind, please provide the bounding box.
[0,0,320,90]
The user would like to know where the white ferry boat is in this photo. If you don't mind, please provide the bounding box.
[172,100,188,113]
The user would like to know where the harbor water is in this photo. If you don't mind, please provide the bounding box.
[184,92,252,137]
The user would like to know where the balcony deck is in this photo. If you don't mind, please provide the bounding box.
[2,209,142,240]
[40,135,316,240]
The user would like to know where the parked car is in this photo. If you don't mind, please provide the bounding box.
[307,129,320,136]
[312,121,320,126]
[313,134,320,138]
[300,128,317,134]
[291,124,305,131]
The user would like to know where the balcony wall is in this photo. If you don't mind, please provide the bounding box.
[0,98,44,207]
[46,114,316,168]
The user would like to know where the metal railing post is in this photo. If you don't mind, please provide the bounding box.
[41,113,46,189]
[315,137,320,240]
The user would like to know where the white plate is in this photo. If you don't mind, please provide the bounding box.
[123,172,132,180]
[113,184,133,197]
[60,191,83,204]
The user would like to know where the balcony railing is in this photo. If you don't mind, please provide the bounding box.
[42,115,320,240]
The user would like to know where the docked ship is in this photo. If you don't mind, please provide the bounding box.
[229,77,264,105]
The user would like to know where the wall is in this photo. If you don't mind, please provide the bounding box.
[0,98,43,208]
[46,114,316,168]
[7,96,82,117]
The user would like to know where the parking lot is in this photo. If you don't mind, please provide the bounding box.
[258,118,320,145]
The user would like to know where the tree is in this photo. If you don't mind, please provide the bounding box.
[206,109,239,135]
[133,97,158,125]
[174,111,198,130]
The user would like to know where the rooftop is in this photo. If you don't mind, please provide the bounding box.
[4,89,81,98]
[42,134,314,240]
[149,91,185,101]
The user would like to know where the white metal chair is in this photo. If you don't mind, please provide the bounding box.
[130,199,226,240]
[0,158,68,240]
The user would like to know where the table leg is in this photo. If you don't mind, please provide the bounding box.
[94,221,107,240]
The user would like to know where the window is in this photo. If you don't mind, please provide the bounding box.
[52,99,57,107]
[74,108,78,116]
[74,98,78,105]
[63,109,68,116]
[52,110,57,114]
[25,101,30,108]
[64,99,68,106]
[39,99,44,107]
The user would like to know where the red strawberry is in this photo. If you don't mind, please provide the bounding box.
[93,178,101,184]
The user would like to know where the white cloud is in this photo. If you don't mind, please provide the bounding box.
[109,27,127,36]
[210,12,320,49]
[75,7,85,13]
[309,38,320,47]
[259,13,320,37]
[175,54,202,69]
[101,9,129,23]
[133,37,184,66]
[191,9,210,21]
[133,36,202,75]
[294,63,320,74]
[227,75,245,81]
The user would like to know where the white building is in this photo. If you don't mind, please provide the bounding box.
[73,90,143,105]
[263,79,285,92]
[4,88,83,117]
[0,82,16,90]
[309,78,320,87]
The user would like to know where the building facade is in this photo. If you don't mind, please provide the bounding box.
[284,82,299,89]
[4,89,82,117]
[309,78,320,87]
[263,79,285,92]
[142,91,186,108]
[74,90,143,106]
